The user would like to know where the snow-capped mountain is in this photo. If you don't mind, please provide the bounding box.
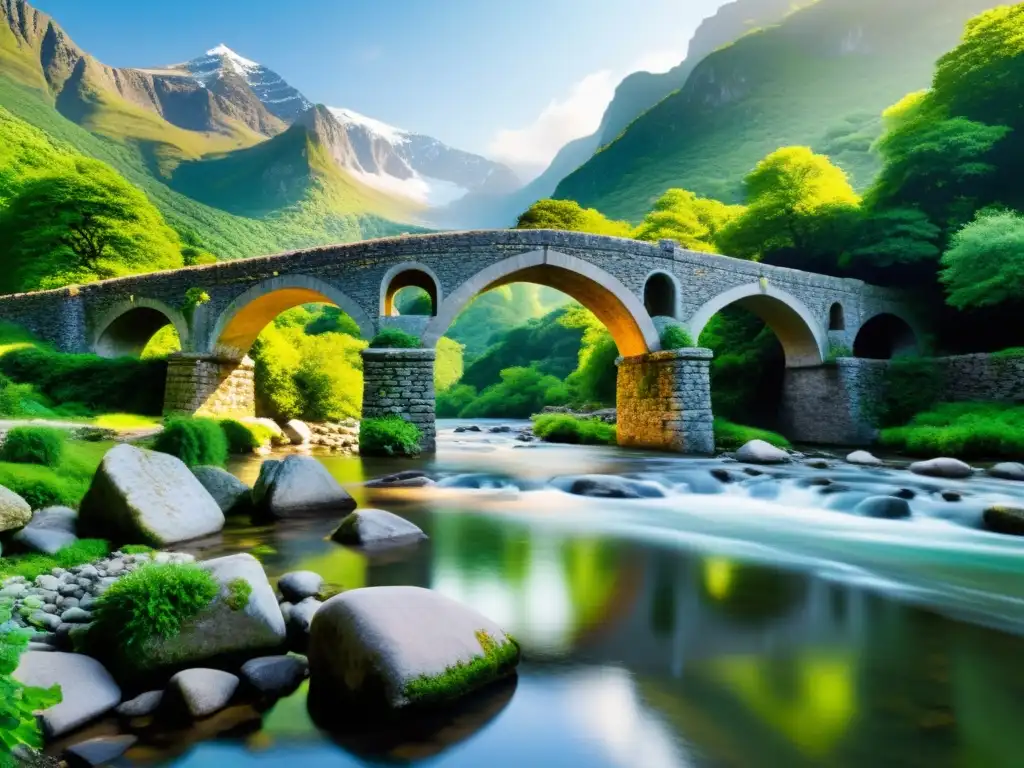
[173,44,312,123]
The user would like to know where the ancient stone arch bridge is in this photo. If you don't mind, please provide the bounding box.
[0,230,923,453]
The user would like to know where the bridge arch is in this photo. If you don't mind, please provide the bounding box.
[422,249,659,357]
[381,262,442,317]
[93,298,189,359]
[853,312,920,360]
[207,275,373,359]
[687,282,827,368]
[644,270,680,319]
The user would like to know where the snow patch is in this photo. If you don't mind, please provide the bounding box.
[328,107,409,146]
[351,168,468,207]
[206,44,260,72]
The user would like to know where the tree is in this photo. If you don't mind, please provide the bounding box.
[633,188,743,253]
[841,208,943,283]
[516,199,633,237]
[0,158,182,292]
[941,209,1024,311]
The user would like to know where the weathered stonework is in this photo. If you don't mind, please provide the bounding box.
[361,348,437,453]
[617,349,715,455]
[163,354,255,418]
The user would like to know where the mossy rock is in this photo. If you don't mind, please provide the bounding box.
[983,506,1024,537]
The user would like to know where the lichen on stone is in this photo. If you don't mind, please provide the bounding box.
[225,577,252,611]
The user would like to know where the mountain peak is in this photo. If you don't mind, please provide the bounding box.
[204,44,259,73]
[328,107,409,145]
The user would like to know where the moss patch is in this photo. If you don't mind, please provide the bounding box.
[403,630,519,706]
[225,578,252,612]
[119,545,154,555]
[0,539,110,581]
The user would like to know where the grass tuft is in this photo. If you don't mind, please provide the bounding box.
[359,416,422,457]
[532,414,617,446]
[403,630,519,706]
[369,329,421,349]
[0,427,65,467]
[714,419,791,451]
[879,402,1024,459]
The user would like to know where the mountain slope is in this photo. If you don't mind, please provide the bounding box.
[554,0,1000,220]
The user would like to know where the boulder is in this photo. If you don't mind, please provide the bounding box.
[191,466,252,516]
[13,651,121,738]
[78,445,224,546]
[289,598,321,638]
[983,506,1024,536]
[115,690,163,718]
[284,420,313,446]
[240,655,308,696]
[244,418,289,446]
[24,506,77,532]
[64,735,137,768]
[846,450,883,467]
[736,440,790,465]
[167,669,239,719]
[14,527,78,556]
[365,470,435,489]
[553,475,665,500]
[277,571,324,603]
[331,509,427,547]
[988,462,1024,482]
[308,586,519,711]
[118,554,286,673]
[0,485,32,533]
[252,456,356,519]
[854,496,912,520]
[910,457,973,480]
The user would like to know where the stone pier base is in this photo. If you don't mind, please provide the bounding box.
[163,354,256,418]
[361,348,437,454]
[617,349,715,455]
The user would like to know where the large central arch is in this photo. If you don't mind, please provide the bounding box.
[421,249,660,357]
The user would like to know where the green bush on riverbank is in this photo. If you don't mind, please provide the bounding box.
[360,417,422,457]
[879,402,1024,459]
[532,414,617,446]
[0,427,65,467]
[714,419,791,451]
[153,418,228,468]
[0,539,110,581]
[0,440,112,509]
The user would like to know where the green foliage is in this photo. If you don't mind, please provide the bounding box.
[90,563,219,651]
[153,418,228,468]
[874,358,945,428]
[140,325,182,360]
[879,402,1024,459]
[460,367,568,419]
[714,419,791,451]
[181,287,211,321]
[633,189,743,252]
[0,440,112,510]
[304,305,364,338]
[404,630,519,706]
[119,545,155,555]
[0,539,110,581]
[0,427,65,467]
[660,325,694,350]
[220,419,272,455]
[566,332,619,408]
[0,602,62,761]
[840,207,943,282]
[532,414,617,446]
[436,384,478,418]
[225,578,252,612]
[359,417,422,458]
[941,210,1024,311]
[516,199,632,237]
[446,285,568,360]
[435,337,465,393]
[369,329,421,349]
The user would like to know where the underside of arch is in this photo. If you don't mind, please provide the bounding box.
[209,276,373,359]
[93,299,188,359]
[853,313,919,360]
[422,249,659,357]
[688,284,827,368]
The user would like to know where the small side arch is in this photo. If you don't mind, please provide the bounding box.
[688,283,828,368]
[423,249,659,357]
[207,275,373,359]
[92,298,189,359]
[853,312,920,360]
[644,270,680,319]
[829,302,846,331]
[380,262,443,317]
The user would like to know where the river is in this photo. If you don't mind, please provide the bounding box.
[145,420,1024,767]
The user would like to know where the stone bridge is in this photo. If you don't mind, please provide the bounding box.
[0,230,924,453]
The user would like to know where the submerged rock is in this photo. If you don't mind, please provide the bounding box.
[846,450,883,467]
[854,496,912,519]
[14,651,121,738]
[910,458,973,480]
[983,506,1024,536]
[253,456,356,519]
[64,735,137,768]
[736,440,790,465]
[365,470,435,489]
[116,690,163,718]
[988,462,1024,482]
[308,586,519,711]
[167,669,239,719]
[191,466,252,516]
[331,509,427,547]
[78,445,224,546]
[0,484,32,533]
[553,475,666,499]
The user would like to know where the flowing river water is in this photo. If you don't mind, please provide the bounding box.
[122,421,1024,767]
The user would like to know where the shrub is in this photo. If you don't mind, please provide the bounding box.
[874,358,944,427]
[0,440,111,510]
[153,418,228,467]
[89,563,219,651]
[360,417,422,457]
[660,325,695,350]
[0,427,66,467]
[532,414,617,446]
[220,419,272,455]
[878,402,1024,459]
[714,419,791,451]
[369,329,421,349]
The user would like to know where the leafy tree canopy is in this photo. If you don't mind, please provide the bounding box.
[516,198,633,238]
[941,209,1024,311]
[633,188,744,253]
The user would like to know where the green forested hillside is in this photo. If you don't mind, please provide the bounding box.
[554,0,999,220]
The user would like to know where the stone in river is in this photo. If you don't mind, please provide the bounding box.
[253,456,356,519]
[116,690,164,718]
[854,496,912,519]
[284,419,313,446]
[736,440,790,465]
[910,457,973,480]
[13,651,121,737]
[846,450,883,467]
[553,475,666,499]
[983,506,1024,536]
[331,509,427,547]
[64,735,137,768]
[277,571,324,603]
[167,669,239,719]
[191,466,253,516]
[240,655,308,696]
[365,470,434,489]
[988,462,1024,482]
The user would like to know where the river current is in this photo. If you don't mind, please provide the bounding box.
[129,420,1024,767]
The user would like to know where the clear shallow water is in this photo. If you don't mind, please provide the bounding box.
[112,421,1024,766]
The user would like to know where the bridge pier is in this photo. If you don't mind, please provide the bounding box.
[163,353,256,419]
[617,349,715,455]
[361,348,437,454]
[780,361,884,445]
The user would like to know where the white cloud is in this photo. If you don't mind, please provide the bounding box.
[488,49,686,179]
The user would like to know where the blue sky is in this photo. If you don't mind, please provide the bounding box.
[32,0,727,175]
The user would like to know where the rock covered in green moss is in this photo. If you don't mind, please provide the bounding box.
[78,445,225,546]
[331,509,426,547]
[252,456,355,520]
[191,466,252,516]
[308,586,518,711]
[0,484,32,532]
[983,505,1024,536]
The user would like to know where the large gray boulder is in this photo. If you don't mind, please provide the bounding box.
[191,466,252,516]
[14,651,121,737]
[115,554,286,673]
[308,586,519,711]
[253,456,356,519]
[167,669,239,719]
[988,462,1024,482]
[0,484,32,533]
[78,445,224,546]
[331,509,427,547]
[736,440,791,465]
[910,457,973,480]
